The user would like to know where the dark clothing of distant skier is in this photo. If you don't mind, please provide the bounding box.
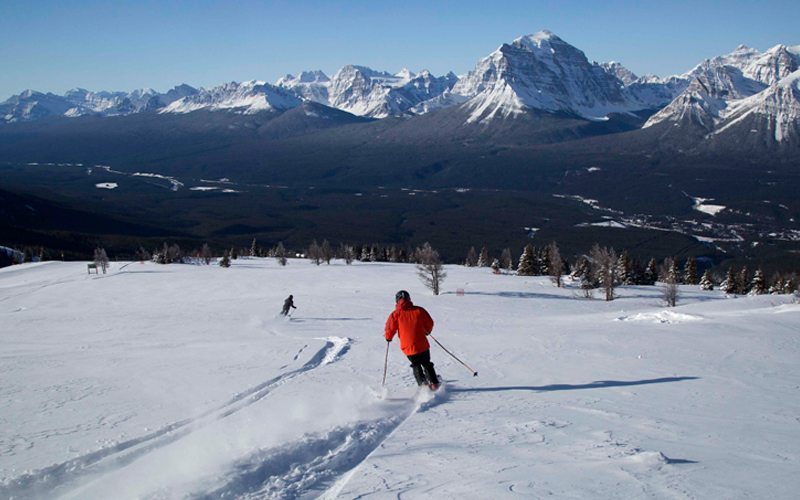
[281,295,296,316]
[385,290,439,388]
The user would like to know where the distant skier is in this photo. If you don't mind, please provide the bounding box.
[384,290,440,389]
[281,295,296,316]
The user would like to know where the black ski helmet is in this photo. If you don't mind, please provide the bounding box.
[395,290,410,302]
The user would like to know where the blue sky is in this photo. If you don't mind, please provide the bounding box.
[1,0,798,99]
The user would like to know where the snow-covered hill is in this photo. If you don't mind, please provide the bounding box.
[1,259,798,498]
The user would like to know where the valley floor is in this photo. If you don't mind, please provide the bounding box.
[1,259,799,498]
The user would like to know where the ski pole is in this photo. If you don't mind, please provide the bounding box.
[381,341,390,387]
[429,335,478,377]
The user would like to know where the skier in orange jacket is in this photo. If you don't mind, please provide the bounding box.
[385,290,440,389]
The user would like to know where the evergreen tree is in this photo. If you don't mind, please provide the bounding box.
[517,244,536,276]
[784,275,797,294]
[359,246,369,261]
[736,266,750,295]
[250,238,258,258]
[477,246,490,268]
[643,258,658,285]
[571,256,591,283]
[490,258,501,274]
[684,256,698,285]
[749,269,767,295]
[769,273,784,294]
[663,257,679,285]
[500,248,513,272]
[530,246,542,276]
[616,251,633,285]
[537,246,550,276]
[219,250,231,268]
[628,258,644,285]
[722,267,737,294]
[369,246,378,262]
[465,247,478,267]
[699,270,714,291]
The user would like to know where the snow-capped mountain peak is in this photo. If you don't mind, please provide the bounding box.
[711,69,800,145]
[742,44,800,86]
[395,68,416,80]
[276,71,330,104]
[161,81,302,115]
[276,71,330,86]
[645,41,800,139]
[451,30,662,123]
[0,85,194,123]
[601,61,639,85]
[515,29,560,47]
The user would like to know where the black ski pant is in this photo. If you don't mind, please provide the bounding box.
[407,349,439,386]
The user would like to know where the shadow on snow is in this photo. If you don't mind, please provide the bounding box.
[448,376,699,394]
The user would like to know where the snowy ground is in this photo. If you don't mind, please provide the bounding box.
[1,259,799,499]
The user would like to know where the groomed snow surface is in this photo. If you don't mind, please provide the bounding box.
[1,260,799,499]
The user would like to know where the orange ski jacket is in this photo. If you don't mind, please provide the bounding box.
[384,298,434,356]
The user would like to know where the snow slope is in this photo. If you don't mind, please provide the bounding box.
[1,260,799,498]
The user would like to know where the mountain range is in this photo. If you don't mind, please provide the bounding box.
[3,31,798,150]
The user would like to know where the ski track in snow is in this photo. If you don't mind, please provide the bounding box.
[194,390,445,500]
[0,337,352,499]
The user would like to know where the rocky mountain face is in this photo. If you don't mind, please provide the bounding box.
[161,81,301,114]
[277,66,458,118]
[644,44,800,146]
[275,71,331,104]
[708,69,800,149]
[449,31,673,123]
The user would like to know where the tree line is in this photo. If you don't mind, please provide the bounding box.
[6,237,797,304]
